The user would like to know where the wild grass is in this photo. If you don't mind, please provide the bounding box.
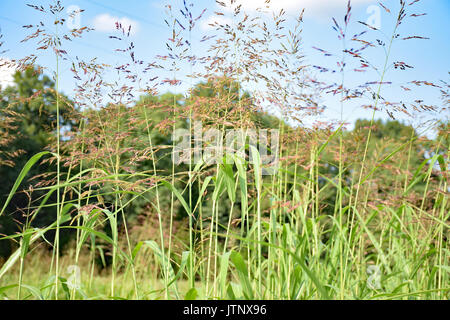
[0,0,448,300]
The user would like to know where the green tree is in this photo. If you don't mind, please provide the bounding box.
[0,67,73,257]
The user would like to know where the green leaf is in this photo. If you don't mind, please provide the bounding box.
[184,288,198,300]
[219,251,231,296]
[132,241,144,261]
[221,161,236,203]
[161,180,193,218]
[250,146,262,194]
[230,251,254,299]
[0,213,71,281]
[1,151,51,217]
[167,251,190,287]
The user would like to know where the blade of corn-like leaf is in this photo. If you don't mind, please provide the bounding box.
[212,169,226,202]
[250,146,261,194]
[437,155,447,173]
[1,151,51,217]
[226,283,237,300]
[234,154,248,232]
[0,284,18,296]
[76,208,101,254]
[143,240,179,298]
[351,206,391,272]
[161,180,193,218]
[192,176,213,214]
[221,161,236,203]
[143,240,173,276]
[317,123,345,156]
[184,287,198,300]
[61,225,133,264]
[0,213,71,281]
[167,251,190,287]
[219,251,231,296]
[20,229,32,260]
[132,241,144,261]
[21,284,44,300]
[230,251,254,299]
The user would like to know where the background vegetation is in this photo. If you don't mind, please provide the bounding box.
[0,0,448,300]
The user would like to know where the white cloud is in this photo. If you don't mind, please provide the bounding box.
[150,0,166,11]
[202,0,373,32]
[92,13,140,35]
[200,15,233,31]
[219,0,373,16]
[0,58,16,89]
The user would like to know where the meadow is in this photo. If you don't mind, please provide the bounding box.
[0,0,448,300]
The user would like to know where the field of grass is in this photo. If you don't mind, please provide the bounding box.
[0,0,448,300]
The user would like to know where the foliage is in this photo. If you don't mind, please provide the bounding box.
[0,0,448,300]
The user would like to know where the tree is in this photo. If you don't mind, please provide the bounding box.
[0,66,73,257]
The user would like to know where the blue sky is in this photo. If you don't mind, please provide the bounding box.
[0,0,448,132]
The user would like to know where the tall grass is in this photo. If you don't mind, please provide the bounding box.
[0,0,448,300]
